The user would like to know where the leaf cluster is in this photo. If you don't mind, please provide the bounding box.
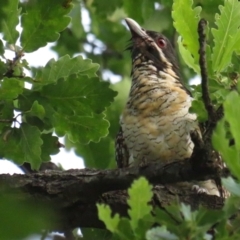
[97,177,154,240]
[98,177,240,240]
[0,0,116,170]
[172,0,240,122]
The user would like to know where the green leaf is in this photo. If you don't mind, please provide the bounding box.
[0,60,8,79]
[51,28,83,57]
[222,177,240,196]
[224,195,240,219]
[0,196,53,240]
[27,101,45,120]
[0,0,20,44]
[74,80,127,169]
[20,0,72,52]
[144,8,172,33]
[135,217,155,239]
[81,228,112,240]
[18,90,52,128]
[18,123,43,169]
[75,137,115,169]
[178,37,200,74]
[223,91,240,149]
[0,123,43,169]
[206,46,214,78]
[127,177,153,230]
[195,207,224,227]
[70,3,85,39]
[0,59,7,80]
[155,208,179,227]
[0,78,23,100]
[141,0,155,21]
[41,134,60,162]
[35,55,99,86]
[123,0,143,23]
[40,76,90,111]
[156,204,184,235]
[40,75,116,143]
[180,203,195,221]
[53,112,110,144]
[123,0,155,23]
[172,0,201,64]
[0,101,14,133]
[116,218,135,240]
[97,204,120,233]
[93,0,122,18]
[190,99,208,122]
[146,226,178,240]
[212,118,240,178]
[211,0,240,72]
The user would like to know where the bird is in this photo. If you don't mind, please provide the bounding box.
[115,17,221,196]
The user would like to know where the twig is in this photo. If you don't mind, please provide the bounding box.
[198,21,227,198]
[0,119,14,123]
[198,19,215,122]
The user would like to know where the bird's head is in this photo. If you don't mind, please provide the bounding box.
[125,18,180,79]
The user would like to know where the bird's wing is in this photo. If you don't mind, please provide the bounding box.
[115,127,130,168]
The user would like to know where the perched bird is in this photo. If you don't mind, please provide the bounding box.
[115,18,220,196]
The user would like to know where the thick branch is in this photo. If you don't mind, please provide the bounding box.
[0,160,229,231]
[59,186,224,230]
[0,160,229,203]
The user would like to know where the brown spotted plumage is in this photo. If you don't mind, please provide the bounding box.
[116,18,222,196]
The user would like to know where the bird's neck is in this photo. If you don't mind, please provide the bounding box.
[129,60,184,97]
[126,61,192,117]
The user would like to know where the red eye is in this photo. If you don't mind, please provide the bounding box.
[157,38,166,48]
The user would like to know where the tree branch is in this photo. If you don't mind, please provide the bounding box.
[0,160,229,202]
[198,19,215,122]
[0,159,229,231]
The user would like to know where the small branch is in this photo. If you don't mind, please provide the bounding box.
[198,19,215,122]
[4,49,25,78]
[0,119,14,123]
[197,20,227,198]
[0,112,22,125]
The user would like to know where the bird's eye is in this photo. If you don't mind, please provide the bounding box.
[157,38,166,48]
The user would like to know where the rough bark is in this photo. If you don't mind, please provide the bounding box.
[0,160,228,231]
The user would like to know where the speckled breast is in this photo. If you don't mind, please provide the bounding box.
[120,68,198,166]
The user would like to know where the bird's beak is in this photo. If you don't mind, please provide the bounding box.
[125,18,148,38]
